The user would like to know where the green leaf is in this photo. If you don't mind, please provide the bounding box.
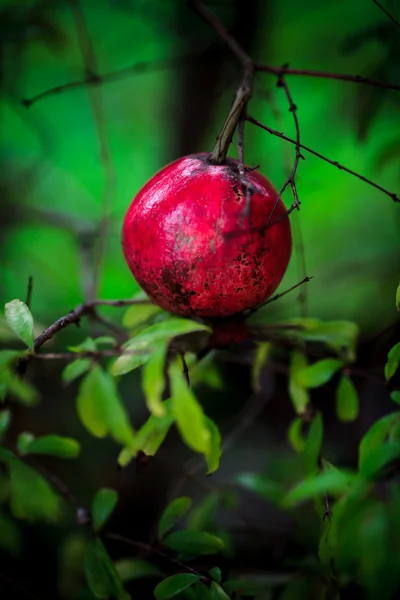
[252,343,271,393]
[117,403,175,467]
[17,433,80,458]
[92,488,118,532]
[4,299,34,349]
[132,318,211,346]
[0,410,11,442]
[62,359,92,385]
[68,338,98,353]
[209,567,221,583]
[288,352,309,415]
[205,417,222,475]
[250,318,359,362]
[283,469,357,507]
[391,391,400,404]
[298,359,342,389]
[170,362,211,455]
[122,304,162,329]
[396,283,400,312]
[115,558,164,582]
[110,339,156,376]
[0,511,22,556]
[142,341,168,417]
[187,493,219,531]
[385,343,400,381]
[84,537,129,600]
[77,366,135,447]
[158,497,192,540]
[154,574,201,600]
[359,442,400,479]
[210,582,230,600]
[0,350,38,405]
[163,530,225,556]
[359,413,400,470]
[235,473,284,505]
[303,412,323,476]
[336,375,359,422]
[288,417,305,453]
[8,459,62,522]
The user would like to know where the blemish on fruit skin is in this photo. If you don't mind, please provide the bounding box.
[122,152,292,318]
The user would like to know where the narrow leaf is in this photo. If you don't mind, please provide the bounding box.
[77,366,135,447]
[142,341,168,417]
[236,473,284,505]
[289,352,309,415]
[62,359,92,385]
[154,574,201,600]
[396,283,400,312]
[115,558,164,582]
[158,497,192,540]
[359,413,400,470]
[92,488,118,532]
[170,362,210,455]
[133,318,210,346]
[17,433,80,458]
[205,417,222,474]
[4,300,34,349]
[288,417,305,453]
[0,410,11,442]
[298,359,342,389]
[303,412,323,475]
[391,391,400,404]
[336,375,359,422]
[283,469,357,507]
[122,304,162,329]
[209,567,221,583]
[385,343,400,381]
[163,530,224,556]
[252,342,271,393]
[84,537,128,600]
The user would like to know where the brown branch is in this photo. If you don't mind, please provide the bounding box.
[189,0,254,164]
[255,63,400,92]
[263,76,302,232]
[372,0,400,30]
[246,115,400,205]
[33,298,151,352]
[67,0,117,303]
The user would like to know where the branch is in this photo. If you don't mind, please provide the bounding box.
[372,0,400,30]
[33,298,151,351]
[255,63,400,92]
[246,115,400,205]
[189,0,254,164]
[22,55,196,107]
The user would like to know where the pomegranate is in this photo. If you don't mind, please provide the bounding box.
[122,153,292,322]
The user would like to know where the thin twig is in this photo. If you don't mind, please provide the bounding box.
[25,276,33,309]
[67,0,117,302]
[190,0,254,164]
[22,55,197,107]
[247,276,313,318]
[106,533,205,577]
[264,75,302,230]
[33,298,150,351]
[255,63,400,92]
[372,0,400,30]
[246,115,400,205]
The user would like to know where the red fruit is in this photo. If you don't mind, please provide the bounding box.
[122,153,292,319]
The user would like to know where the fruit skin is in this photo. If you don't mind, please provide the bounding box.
[122,153,292,319]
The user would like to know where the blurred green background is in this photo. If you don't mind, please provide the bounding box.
[1,0,400,598]
[1,0,399,335]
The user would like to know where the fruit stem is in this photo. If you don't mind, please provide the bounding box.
[209,63,254,165]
